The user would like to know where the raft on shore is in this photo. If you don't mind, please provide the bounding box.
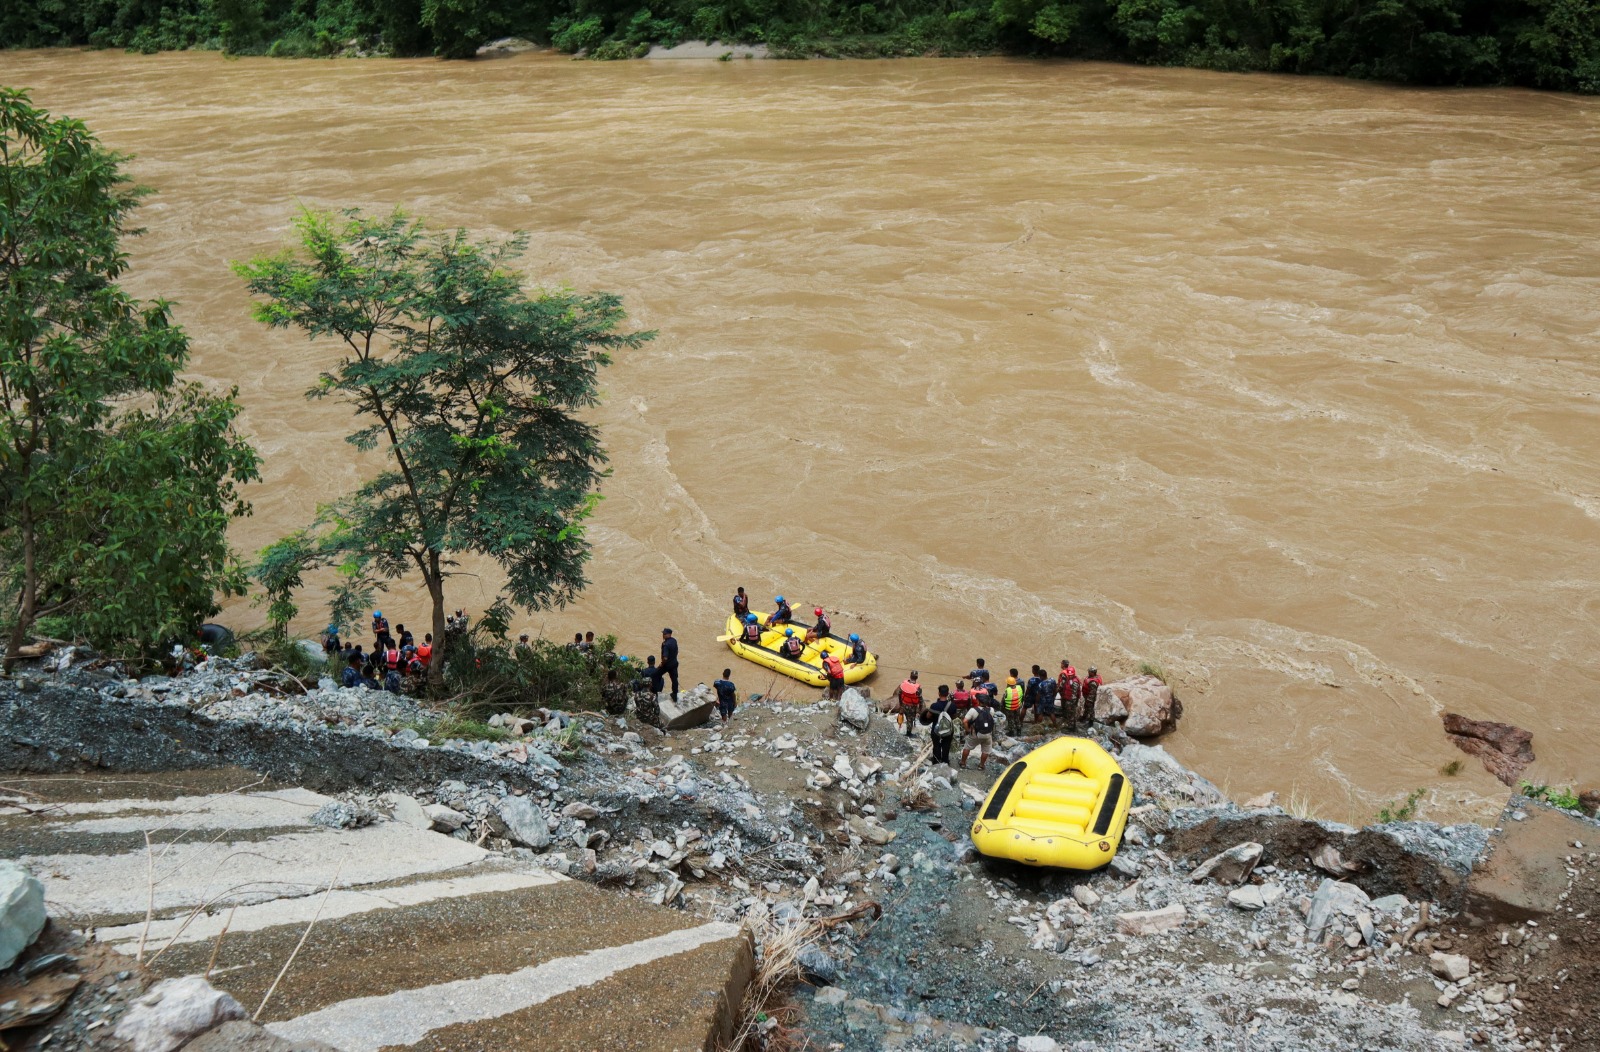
[971,736,1132,870]
[722,613,876,689]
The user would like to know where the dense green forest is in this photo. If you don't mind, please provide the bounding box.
[5,0,1598,92]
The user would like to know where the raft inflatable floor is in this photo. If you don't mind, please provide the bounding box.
[723,612,877,689]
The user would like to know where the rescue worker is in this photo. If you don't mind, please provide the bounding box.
[1035,668,1059,727]
[600,667,629,715]
[341,651,365,689]
[713,668,738,724]
[765,596,793,627]
[897,671,924,738]
[968,658,990,687]
[416,634,434,669]
[397,624,414,649]
[1059,659,1082,724]
[845,633,868,665]
[372,611,392,650]
[632,668,663,728]
[960,700,996,770]
[778,628,806,662]
[812,607,832,638]
[1001,673,1024,736]
[930,685,956,765]
[733,587,750,620]
[1081,667,1103,719]
[820,648,845,699]
[739,613,763,645]
[659,628,680,704]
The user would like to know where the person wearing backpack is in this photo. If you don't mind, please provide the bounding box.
[961,701,996,770]
[930,685,957,765]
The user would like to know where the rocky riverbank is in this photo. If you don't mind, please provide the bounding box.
[2,653,1597,1051]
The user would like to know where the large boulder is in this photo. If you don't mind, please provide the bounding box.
[0,861,47,971]
[114,976,246,1052]
[838,688,871,730]
[1441,713,1534,786]
[658,684,716,730]
[1097,674,1177,737]
[1114,904,1187,936]
[495,795,551,850]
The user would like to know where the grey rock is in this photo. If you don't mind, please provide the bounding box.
[495,795,551,850]
[1227,886,1266,911]
[659,685,717,730]
[1109,854,1141,878]
[838,688,871,730]
[1189,842,1264,885]
[114,976,246,1052]
[308,801,376,830]
[422,804,467,833]
[1114,904,1186,936]
[796,944,840,985]
[1430,951,1471,982]
[1305,878,1370,939]
[0,861,46,971]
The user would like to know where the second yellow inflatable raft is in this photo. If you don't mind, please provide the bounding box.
[971,736,1132,870]
[723,613,877,689]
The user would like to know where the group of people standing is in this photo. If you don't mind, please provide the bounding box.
[325,610,440,692]
[890,657,1104,771]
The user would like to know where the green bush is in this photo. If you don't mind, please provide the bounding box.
[1519,781,1582,812]
[1376,787,1426,824]
[551,14,605,51]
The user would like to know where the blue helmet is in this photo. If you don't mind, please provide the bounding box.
[373,611,382,618]
[849,633,860,643]
[775,595,785,604]
[745,613,757,624]
[784,628,794,637]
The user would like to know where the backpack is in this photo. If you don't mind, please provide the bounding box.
[935,707,955,736]
[972,708,995,734]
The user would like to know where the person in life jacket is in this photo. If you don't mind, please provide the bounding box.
[951,679,973,712]
[812,607,831,638]
[733,587,749,620]
[1001,673,1024,736]
[845,633,868,665]
[1080,666,1103,722]
[739,613,763,645]
[385,644,401,670]
[1059,659,1082,723]
[779,628,806,662]
[416,634,434,669]
[766,596,793,627]
[897,671,924,739]
[820,649,845,699]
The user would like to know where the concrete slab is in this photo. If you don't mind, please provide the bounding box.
[3,772,752,1051]
[1466,798,1598,921]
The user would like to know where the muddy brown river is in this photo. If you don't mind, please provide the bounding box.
[7,49,1598,817]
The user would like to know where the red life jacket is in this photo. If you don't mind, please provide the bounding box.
[741,623,762,643]
[899,680,920,706]
[385,647,400,668]
[822,654,843,679]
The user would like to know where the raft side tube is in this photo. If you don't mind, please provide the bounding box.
[1092,773,1125,836]
[981,761,1028,822]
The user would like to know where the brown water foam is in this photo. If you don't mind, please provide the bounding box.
[7,50,1598,818]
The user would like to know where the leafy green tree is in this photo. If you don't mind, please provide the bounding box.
[235,207,652,688]
[0,90,260,670]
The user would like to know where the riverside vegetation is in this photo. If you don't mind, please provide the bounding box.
[1,92,646,714]
[4,0,1598,93]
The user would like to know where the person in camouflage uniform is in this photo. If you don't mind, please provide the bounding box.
[632,675,662,728]
[600,668,629,716]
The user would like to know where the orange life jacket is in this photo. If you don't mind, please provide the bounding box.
[416,643,433,667]
[822,654,843,679]
[899,680,920,706]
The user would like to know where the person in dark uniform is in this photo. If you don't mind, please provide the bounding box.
[733,587,750,620]
[659,628,680,704]
[765,596,793,627]
[632,665,663,728]
[713,669,738,724]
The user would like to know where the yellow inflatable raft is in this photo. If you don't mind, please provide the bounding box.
[971,736,1132,870]
[723,612,877,689]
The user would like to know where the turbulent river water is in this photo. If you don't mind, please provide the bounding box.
[8,49,1598,817]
